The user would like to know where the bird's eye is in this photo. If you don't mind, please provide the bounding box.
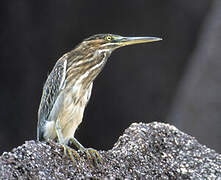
[105,36,112,41]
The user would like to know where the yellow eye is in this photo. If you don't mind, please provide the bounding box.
[105,35,112,41]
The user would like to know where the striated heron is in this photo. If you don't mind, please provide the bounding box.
[37,34,162,164]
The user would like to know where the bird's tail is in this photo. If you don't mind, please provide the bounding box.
[37,119,45,141]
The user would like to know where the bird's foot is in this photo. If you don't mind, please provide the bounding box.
[68,137,102,166]
[61,144,80,162]
[82,147,102,166]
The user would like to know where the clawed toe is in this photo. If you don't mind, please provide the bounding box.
[84,148,102,165]
[61,144,80,161]
[61,137,102,166]
[60,144,101,165]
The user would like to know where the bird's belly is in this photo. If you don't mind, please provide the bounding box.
[43,84,92,142]
[58,88,90,141]
[60,101,84,141]
[43,101,84,142]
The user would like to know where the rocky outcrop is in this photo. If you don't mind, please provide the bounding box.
[0,122,220,179]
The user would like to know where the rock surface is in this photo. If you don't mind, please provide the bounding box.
[0,122,220,179]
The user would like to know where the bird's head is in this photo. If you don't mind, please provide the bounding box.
[81,34,162,53]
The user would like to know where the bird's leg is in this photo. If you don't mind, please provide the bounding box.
[69,137,102,165]
[55,120,80,161]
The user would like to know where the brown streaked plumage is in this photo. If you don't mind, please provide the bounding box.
[37,34,162,164]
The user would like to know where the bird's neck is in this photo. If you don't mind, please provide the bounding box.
[66,49,111,90]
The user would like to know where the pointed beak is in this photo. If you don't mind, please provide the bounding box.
[115,36,162,47]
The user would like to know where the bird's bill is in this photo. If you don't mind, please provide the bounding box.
[116,36,162,46]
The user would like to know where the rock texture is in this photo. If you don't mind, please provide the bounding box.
[0,122,220,179]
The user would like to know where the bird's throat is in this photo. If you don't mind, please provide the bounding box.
[65,50,110,90]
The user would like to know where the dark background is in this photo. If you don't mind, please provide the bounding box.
[1,0,221,154]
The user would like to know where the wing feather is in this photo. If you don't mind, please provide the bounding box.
[37,54,68,139]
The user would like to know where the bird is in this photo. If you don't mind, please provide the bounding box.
[37,34,162,164]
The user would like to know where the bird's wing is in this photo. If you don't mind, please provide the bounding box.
[38,54,68,128]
